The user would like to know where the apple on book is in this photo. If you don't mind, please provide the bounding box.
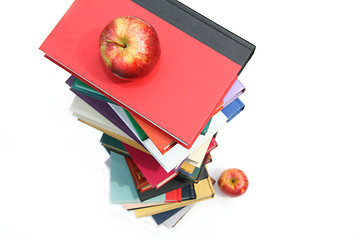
[218,168,248,197]
[99,16,161,80]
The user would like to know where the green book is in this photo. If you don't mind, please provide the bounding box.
[72,77,116,104]
[178,167,201,181]
[123,109,149,141]
[100,134,131,157]
[201,118,211,135]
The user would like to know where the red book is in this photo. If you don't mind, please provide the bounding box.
[206,138,218,154]
[125,156,182,199]
[40,0,254,149]
[121,142,177,188]
[165,188,182,203]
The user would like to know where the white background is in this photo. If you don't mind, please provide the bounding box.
[1,0,360,239]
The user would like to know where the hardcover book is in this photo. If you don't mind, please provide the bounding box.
[134,176,215,218]
[123,184,195,210]
[100,133,131,158]
[40,0,255,149]
[121,142,178,188]
[71,77,116,104]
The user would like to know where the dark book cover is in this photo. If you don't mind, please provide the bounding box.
[100,134,131,158]
[125,184,195,211]
[137,167,207,202]
[152,207,185,225]
[131,0,256,71]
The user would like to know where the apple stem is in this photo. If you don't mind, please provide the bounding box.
[106,39,126,48]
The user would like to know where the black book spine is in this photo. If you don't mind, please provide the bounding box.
[131,0,255,70]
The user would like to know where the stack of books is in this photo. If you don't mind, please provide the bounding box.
[40,0,255,228]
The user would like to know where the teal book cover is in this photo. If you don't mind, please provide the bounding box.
[110,151,165,203]
[72,77,116,104]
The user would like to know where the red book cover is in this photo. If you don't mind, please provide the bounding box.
[40,0,243,148]
[121,142,177,188]
[131,112,176,154]
[165,188,182,203]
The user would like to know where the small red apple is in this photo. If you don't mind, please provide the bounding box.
[218,168,248,197]
[99,16,160,79]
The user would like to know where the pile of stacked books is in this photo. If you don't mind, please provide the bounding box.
[40,0,255,228]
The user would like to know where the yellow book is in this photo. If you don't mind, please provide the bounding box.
[179,162,196,173]
[134,177,215,218]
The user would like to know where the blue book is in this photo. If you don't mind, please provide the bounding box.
[221,98,245,122]
[152,207,185,225]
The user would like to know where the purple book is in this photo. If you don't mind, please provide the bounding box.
[222,80,245,108]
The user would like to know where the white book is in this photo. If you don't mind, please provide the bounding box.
[186,137,212,168]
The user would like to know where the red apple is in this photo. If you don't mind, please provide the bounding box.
[218,168,248,197]
[99,16,160,79]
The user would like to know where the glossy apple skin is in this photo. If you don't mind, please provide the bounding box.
[99,16,160,79]
[218,168,248,197]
